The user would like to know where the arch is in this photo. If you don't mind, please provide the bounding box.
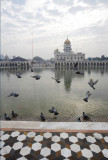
[94,62,96,66]
[97,63,99,66]
[79,63,81,66]
[24,63,26,67]
[82,63,84,66]
[85,62,87,66]
[55,63,57,67]
[27,63,29,67]
[67,63,69,67]
[58,63,60,66]
[91,62,93,66]
[100,63,102,66]
[70,63,72,66]
[21,63,23,67]
[88,63,90,66]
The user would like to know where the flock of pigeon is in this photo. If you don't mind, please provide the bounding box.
[72,62,98,122]
[4,63,98,122]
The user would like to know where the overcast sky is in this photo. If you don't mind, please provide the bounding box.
[1,0,108,59]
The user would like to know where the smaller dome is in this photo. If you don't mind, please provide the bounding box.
[64,38,70,44]
[55,48,59,51]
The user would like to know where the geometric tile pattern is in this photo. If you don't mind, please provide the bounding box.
[0,131,108,159]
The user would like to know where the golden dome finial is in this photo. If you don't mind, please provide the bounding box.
[64,37,70,44]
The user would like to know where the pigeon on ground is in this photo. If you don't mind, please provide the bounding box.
[83,112,90,120]
[49,106,59,115]
[12,111,18,118]
[4,113,11,120]
[40,112,45,121]
[77,117,81,122]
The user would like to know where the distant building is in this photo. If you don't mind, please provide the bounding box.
[4,55,9,61]
[0,56,29,68]
[54,38,85,63]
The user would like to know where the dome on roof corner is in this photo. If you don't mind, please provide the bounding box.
[64,38,71,44]
[55,48,59,51]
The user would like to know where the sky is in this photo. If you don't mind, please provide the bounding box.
[1,0,108,59]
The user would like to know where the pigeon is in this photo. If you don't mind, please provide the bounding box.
[12,111,18,118]
[8,92,19,97]
[29,65,33,72]
[77,117,81,122]
[49,107,59,115]
[31,75,41,80]
[7,93,13,97]
[88,79,98,90]
[51,77,61,83]
[71,62,78,70]
[4,113,11,120]
[40,112,45,121]
[76,71,84,75]
[83,91,92,102]
[16,72,23,78]
[83,112,90,120]
[49,106,55,113]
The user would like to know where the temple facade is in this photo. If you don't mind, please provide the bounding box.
[54,38,85,64]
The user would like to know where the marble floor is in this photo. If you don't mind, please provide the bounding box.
[0,130,108,160]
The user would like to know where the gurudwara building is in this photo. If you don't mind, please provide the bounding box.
[54,38,85,67]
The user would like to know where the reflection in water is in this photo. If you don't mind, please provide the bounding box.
[55,68,84,92]
[0,66,108,118]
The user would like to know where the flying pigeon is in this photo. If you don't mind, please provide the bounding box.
[83,91,92,102]
[8,92,19,97]
[76,71,84,75]
[88,79,98,90]
[51,77,61,83]
[31,75,41,80]
[16,72,23,78]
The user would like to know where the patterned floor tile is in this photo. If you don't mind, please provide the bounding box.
[0,131,108,159]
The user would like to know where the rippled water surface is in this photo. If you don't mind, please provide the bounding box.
[1,67,108,118]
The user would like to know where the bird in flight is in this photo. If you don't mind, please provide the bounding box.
[8,92,19,97]
[31,75,41,80]
[88,79,98,90]
[51,77,61,83]
[83,91,92,102]
[16,72,23,78]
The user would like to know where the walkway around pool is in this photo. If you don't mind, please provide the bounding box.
[0,121,108,159]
